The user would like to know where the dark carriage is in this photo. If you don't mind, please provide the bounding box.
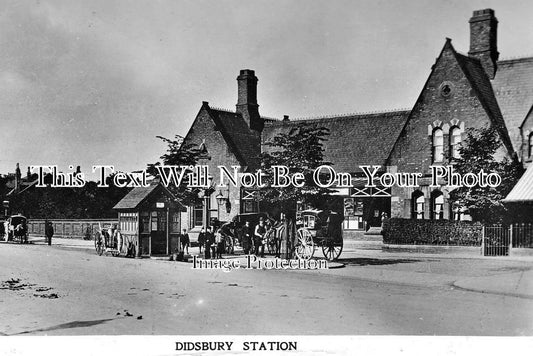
[294,209,343,261]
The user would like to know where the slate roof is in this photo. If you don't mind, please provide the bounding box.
[207,107,262,170]
[452,46,515,155]
[113,183,181,210]
[492,57,533,152]
[504,165,533,202]
[262,110,410,173]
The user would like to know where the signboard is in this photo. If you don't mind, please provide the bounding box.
[156,202,165,208]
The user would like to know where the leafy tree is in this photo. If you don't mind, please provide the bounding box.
[448,126,524,223]
[259,124,336,218]
[147,134,203,206]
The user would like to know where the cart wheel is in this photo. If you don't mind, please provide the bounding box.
[264,229,275,254]
[294,228,314,260]
[94,232,104,256]
[224,235,234,254]
[322,238,343,261]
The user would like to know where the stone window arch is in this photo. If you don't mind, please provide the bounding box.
[411,190,425,220]
[432,128,444,163]
[431,190,444,220]
[450,126,462,159]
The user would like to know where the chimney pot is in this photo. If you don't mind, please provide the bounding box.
[468,8,499,79]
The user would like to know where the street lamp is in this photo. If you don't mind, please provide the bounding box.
[2,200,9,218]
[202,175,214,230]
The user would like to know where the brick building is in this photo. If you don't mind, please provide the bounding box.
[179,9,533,236]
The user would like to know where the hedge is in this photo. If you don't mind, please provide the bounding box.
[382,218,483,246]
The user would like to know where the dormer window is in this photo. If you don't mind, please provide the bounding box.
[432,128,444,162]
[450,126,462,159]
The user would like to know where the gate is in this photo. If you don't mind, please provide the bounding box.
[482,225,511,256]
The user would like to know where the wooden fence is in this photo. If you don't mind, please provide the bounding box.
[28,219,118,240]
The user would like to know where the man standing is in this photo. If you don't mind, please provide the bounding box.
[45,220,54,246]
[254,217,266,257]
[180,229,190,255]
[198,227,206,254]
[242,221,253,255]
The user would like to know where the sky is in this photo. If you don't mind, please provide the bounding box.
[1,0,533,178]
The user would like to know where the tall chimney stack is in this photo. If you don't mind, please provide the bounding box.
[236,69,263,133]
[468,9,499,79]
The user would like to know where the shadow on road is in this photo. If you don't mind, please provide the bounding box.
[12,318,115,335]
[339,257,421,266]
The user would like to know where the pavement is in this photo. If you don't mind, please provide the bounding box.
[13,234,533,300]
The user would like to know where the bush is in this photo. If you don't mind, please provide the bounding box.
[382,218,483,246]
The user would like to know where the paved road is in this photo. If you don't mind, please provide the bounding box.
[0,243,532,335]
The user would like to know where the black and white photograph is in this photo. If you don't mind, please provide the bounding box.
[0,1,532,355]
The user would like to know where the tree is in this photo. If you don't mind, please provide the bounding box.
[448,126,524,223]
[259,124,335,218]
[147,135,203,207]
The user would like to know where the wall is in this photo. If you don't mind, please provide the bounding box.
[181,105,245,228]
[388,41,497,218]
[28,219,117,239]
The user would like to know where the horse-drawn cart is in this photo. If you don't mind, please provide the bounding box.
[7,214,28,244]
[294,209,343,261]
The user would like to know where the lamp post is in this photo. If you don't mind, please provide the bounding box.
[202,175,214,230]
[215,191,226,220]
[2,200,9,218]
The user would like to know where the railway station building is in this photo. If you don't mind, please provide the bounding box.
[178,9,533,238]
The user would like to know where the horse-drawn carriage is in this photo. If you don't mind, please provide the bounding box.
[294,209,343,261]
[93,223,135,257]
[5,214,28,244]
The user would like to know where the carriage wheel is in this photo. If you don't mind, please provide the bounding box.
[224,235,234,254]
[264,229,276,255]
[94,232,104,256]
[294,228,314,260]
[321,238,343,261]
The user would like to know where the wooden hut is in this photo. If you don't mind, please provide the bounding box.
[113,182,185,257]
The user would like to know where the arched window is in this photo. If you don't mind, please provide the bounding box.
[432,128,444,162]
[450,126,461,159]
[529,133,533,158]
[412,191,425,219]
[431,190,444,220]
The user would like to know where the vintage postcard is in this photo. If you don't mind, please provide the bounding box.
[0,1,532,355]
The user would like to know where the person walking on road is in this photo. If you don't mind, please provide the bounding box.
[45,220,54,246]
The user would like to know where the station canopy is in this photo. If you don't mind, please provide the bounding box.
[504,165,533,203]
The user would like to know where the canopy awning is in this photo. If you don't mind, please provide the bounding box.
[503,165,533,203]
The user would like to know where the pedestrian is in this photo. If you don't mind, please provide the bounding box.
[204,227,212,259]
[45,220,54,246]
[242,221,253,254]
[181,229,190,255]
[209,227,217,259]
[0,219,4,241]
[254,217,266,257]
[215,229,224,259]
[198,227,206,254]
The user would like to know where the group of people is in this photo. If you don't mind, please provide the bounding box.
[197,226,224,259]
[178,216,283,260]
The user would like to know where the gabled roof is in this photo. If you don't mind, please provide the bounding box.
[450,44,515,156]
[504,164,533,202]
[262,110,410,173]
[492,57,533,151]
[206,106,262,170]
[113,183,180,210]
